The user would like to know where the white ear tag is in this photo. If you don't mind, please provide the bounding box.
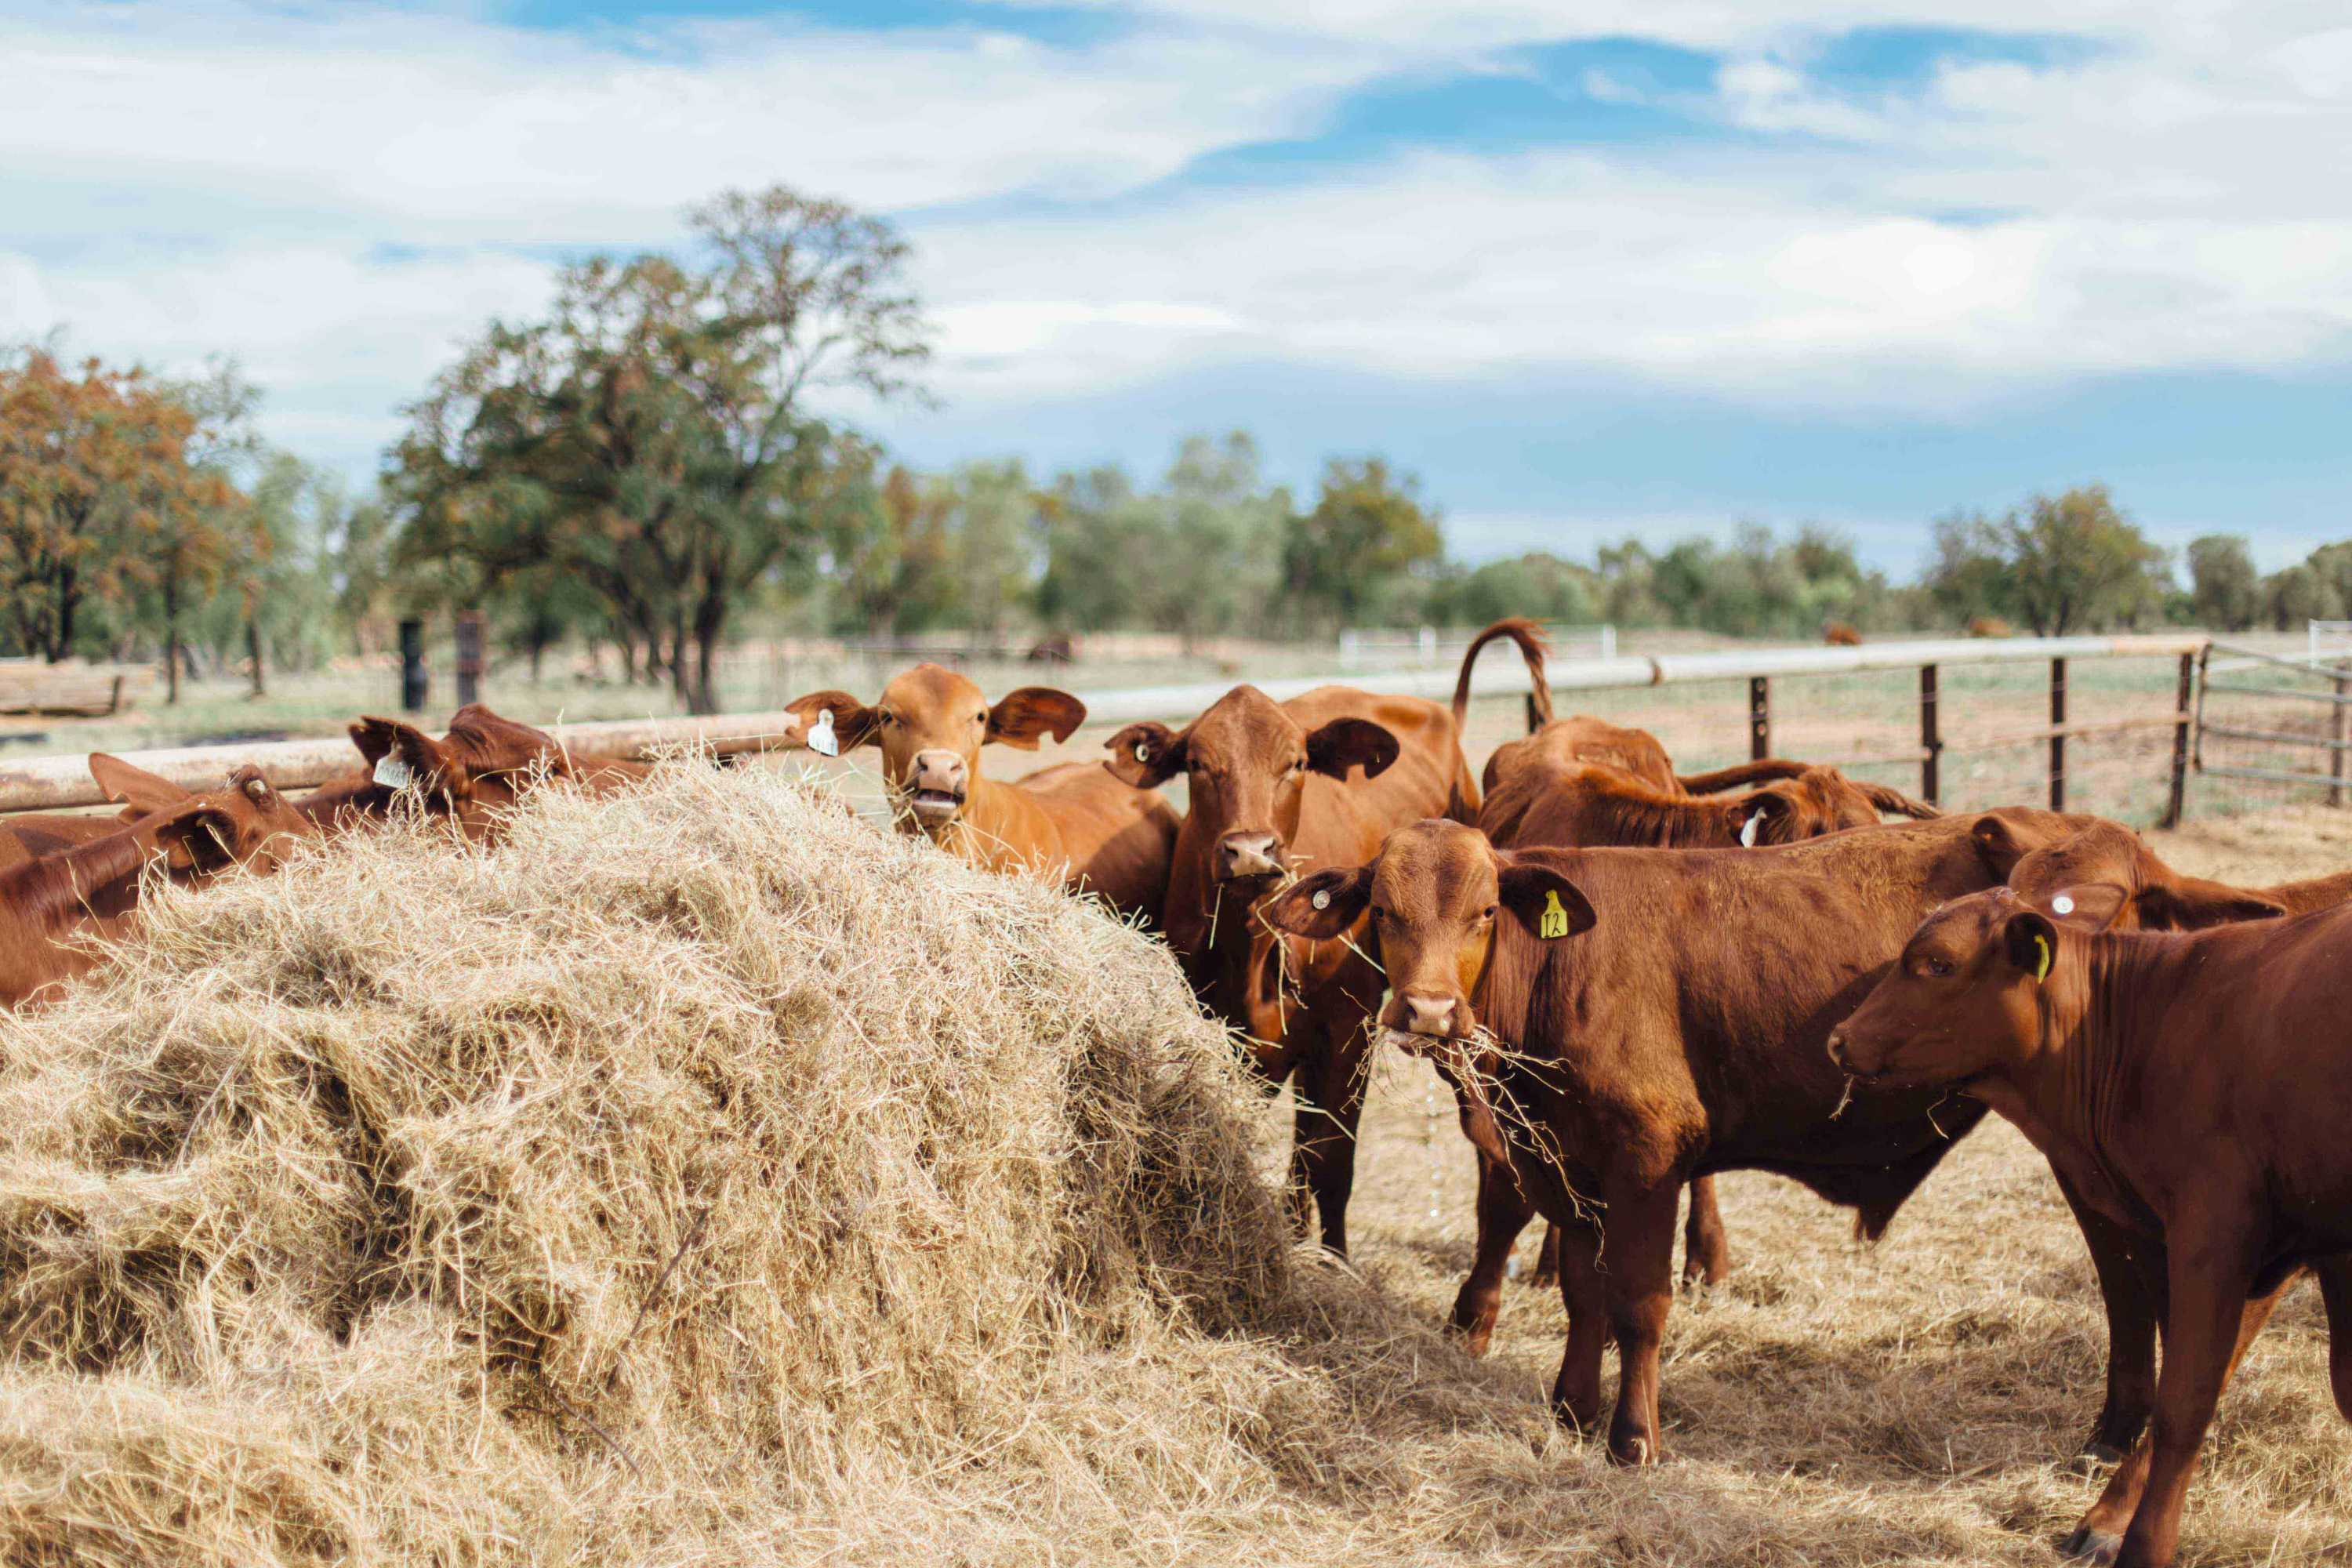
[1134,742,1150,764]
[1739,809,1762,848]
[373,754,415,789]
[2053,894,2075,916]
[1311,890,1331,910]
[806,709,839,758]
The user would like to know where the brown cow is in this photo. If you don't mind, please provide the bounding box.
[1106,683,1476,1254]
[1823,621,1863,646]
[783,665,1176,920]
[1991,815,2352,929]
[1826,888,2352,1568]
[1260,810,2135,1464]
[303,704,653,838]
[1449,619,1936,1303]
[0,784,303,1006]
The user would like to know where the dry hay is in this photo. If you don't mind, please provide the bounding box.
[0,764,2345,1566]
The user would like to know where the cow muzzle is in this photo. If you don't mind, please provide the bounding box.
[905,750,969,823]
[1215,830,1283,881]
[1397,990,1459,1039]
[1825,1029,1881,1082]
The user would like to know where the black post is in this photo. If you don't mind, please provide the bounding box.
[2049,657,2067,811]
[1748,676,1770,760]
[456,611,484,708]
[399,619,428,713]
[1919,664,1940,808]
[2164,651,2194,829]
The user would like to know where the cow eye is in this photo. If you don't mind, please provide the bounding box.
[1922,956,1953,978]
[1367,905,1387,924]
[975,710,987,724]
[1480,905,1497,921]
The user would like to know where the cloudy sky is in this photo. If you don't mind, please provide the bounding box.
[5,0,2350,572]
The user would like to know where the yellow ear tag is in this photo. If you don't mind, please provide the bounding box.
[1539,891,1570,939]
[2033,934,2052,984]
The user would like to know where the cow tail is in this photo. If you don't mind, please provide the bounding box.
[1450,617,1552,734]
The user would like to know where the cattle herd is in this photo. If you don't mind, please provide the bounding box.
[4,620,2347,1567]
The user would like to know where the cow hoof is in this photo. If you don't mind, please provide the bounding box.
[1606,1433,1659,1467]
[2060,1526,2122,1564]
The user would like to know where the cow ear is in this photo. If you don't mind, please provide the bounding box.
[2139,875,2285,930]
[1497,855,1596,939]
[1737,791,1795,847]
[782,691,878,755]
[2039,883,2129,931]
[1105,722,1185,788]
[987,688,1086,750]
[230,765,284,815]
[1971,814,2030,877]
[89,753,191,818]
[1261,865,1372,941]
[1862,782,1939,819]
[1305,718,1399,781]
[2002,908,2060,981]
[151,802,239,876]
[353,717,462,794]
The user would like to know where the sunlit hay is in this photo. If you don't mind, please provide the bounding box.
[0,762,1338,1564]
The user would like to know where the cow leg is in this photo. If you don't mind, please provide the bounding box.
[1291,1024,1370,1258]
[1549,1217,1609,1434]
[2058,1174,2165,1465]
[1526,1224,1560,1290]
[1682,1175,1730,1290]
[1599,1176,1683,1465]
[2318,1257,2352,1422]
[1450,1151,1534,1356]
[2064,1217,2258,1568]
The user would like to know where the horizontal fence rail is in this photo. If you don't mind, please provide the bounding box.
[0,631,2212,816]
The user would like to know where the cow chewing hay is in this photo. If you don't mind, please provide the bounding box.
[0,761,2343,1566]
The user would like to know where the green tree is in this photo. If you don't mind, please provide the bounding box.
[2185,535,2259,632]
[1922,511,2013,627]
[2261,563,2339,631]
[390,184,931,712]
[1281,456,1444,626]
[1998,486,2169,637]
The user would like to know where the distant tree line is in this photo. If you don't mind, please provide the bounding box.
[2,183,2329,713]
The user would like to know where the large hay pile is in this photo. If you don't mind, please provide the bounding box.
[0,764,1408,1565]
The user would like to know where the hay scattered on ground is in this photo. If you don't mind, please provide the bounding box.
[1,766,2345,1566]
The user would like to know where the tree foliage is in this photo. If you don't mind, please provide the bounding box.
[1281,457,1443,627]
[388,185,931,711]
[2186,535,2259,633]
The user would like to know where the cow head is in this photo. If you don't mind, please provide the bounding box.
[1998,818,2284,931]
[1260,818,1594,1047]
[90,754,318,876]
[1731,766,1939,845]
[348,705,568,833]
[783,664,1085,833]
[1106,685,1399,884]
[1826,882,2128,1088]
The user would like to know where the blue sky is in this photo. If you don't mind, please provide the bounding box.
[5,0,2349,574]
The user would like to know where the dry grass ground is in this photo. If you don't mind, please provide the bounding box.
[1,764,2347,1565]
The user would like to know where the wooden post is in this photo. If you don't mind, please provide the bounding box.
[1919,664,1940,808]
[2334,670,2349,809]
[1748,676,1770,760]
[2049,657,2067,811]
[399,619,428,713]
[456,612,484,708]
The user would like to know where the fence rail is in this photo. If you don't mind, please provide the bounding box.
[0,630,2213,818]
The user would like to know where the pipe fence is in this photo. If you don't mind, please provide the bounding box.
[0,632,2212,821]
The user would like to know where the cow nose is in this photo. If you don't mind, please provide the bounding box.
[906,751,968,816]
[1400,992,1457,1037]
[1826,1032,1849,1070]
[1217,831,1283,880]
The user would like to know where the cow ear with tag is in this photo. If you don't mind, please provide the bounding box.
[782,691,877,756]
[1105,722,1187,789]
[1261,865,1372,942]
[2042,884,2129,931]
[1737,791,1791,848]
[2002,908,2060,983]
[350,717,459,796]
[1497,854,1595,940]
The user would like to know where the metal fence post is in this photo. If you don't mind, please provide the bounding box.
[399,619,428,713]
[2049,657,2067,811]
[1748,676,1770,760]
[2164,651,2194,829]
[1919,664,1940,808]
[2333,669,2348,809]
